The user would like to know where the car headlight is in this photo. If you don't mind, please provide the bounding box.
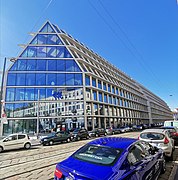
[44,139,48,141]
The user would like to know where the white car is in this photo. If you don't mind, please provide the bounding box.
[139,129,174,161]
[0,133,31,152]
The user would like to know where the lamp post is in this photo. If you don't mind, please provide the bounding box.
[0,57,7,136]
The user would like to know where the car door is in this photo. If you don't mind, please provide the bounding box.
[125,143,155,180]
[17,134,26,148]
[3,134,18,150]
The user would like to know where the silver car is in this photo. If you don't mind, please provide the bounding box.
[0,133,31,152]
[139,129,174,161]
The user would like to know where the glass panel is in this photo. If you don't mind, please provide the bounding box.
[17,59,27,71]
[98,80,102,89]
[65,47,72,58]
[37,47,46,57]
[9,61,18,71]
[75,74,83,85]
[56,35,63,44]
[40,22,55,33]
[26,74,36,86]
[56,74,65,85]
[93,90,97,101]
[47,35,56,44]
[46,88,56,99]
[25,88,35,100]
[6,88,15,102]
[103,83,107,91]
[56,46,65,58]
[99,92,103,102]
[57,60,65,71]
[74,62,81,72]
[66,60,74,72]
[36,60,46,71]
[66,73,74,85]
[85,75,90,86]
[14,103,24,117]
[46,74,56,85]
[92,78,96,87]
[5,104,14,118]
[36,73,46,85]
[104,94,107,103]
[16,73,26,85]
[30,36,38,44]
[47,47,56,57]
[35,88,46,100]
[38,34,47,44]
[15,88,25,101]
[108,84,111,92]
[28,47,37,57]
[47,60,56,71]
[27,59,36,71]
[7,73,16,86]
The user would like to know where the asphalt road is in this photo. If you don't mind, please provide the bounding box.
[0,131,177,180]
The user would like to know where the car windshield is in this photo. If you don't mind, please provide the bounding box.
[73,144,122,166]
[47,132,56,137]
[140,133,164,140]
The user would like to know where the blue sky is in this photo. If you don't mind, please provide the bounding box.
[0,0,178,110]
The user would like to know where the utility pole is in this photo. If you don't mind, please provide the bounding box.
[0,57,7,136]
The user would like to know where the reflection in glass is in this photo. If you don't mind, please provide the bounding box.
[7,74,16,86]
[57,74,65,85]
[27,59,36,71]
[25,88,35,100]
[6,88,15,102]
[26,74,36,86]
[15,88,25,101]
[66,73,74,85]
[16,73,26,85]
[47,60,56,71]
[46,74,56,86]
[36,74,46,85]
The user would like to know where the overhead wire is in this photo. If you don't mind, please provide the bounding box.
[88,0,170,92]
[15,0,54,57]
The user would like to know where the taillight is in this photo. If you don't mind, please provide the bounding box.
[164,137,169,144]
[54,167,63,178]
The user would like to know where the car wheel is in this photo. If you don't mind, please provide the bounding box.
[161,158,166,174]
[95,134,98,137]
[112,132,114,135]
[86,135,90,139]
[67,138,70,143]
[0,146,3,153]
[104,133,107,136]
[49,140,53,146]
[77,136,80,141]
[24,143,31,149]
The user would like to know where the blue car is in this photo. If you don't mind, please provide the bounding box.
[54,137,165,180]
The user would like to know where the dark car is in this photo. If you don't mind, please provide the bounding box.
[89,128,107,137]
[54,137,165,180]
[72,128,90,141]
[159,126,178,145]
[40,131,73,145]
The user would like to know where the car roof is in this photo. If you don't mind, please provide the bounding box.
[141,129,167,134]
[160,126,176,129]
[88,137,137,149]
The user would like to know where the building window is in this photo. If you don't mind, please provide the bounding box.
[103,82,107,91]
[85,75,90,86]
[92,78,96,87]
[99,92,103,102]
[98,80,102,89]
[104,94,107,103]
[108,84,111,92]
[93,90,97,101]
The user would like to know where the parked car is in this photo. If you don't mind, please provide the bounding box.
[89,128,107,137]
[159,126,178,145]
[0,133,31,153]
[40,131,74,146]
[72,128,89,141]
[139,129,174,161]
[54,137,165,180]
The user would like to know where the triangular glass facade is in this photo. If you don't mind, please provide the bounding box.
[4,22,84,135]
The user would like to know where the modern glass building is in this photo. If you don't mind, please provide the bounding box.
[1,21,173,135]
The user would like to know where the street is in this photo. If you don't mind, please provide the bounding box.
[0,131,177,180]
